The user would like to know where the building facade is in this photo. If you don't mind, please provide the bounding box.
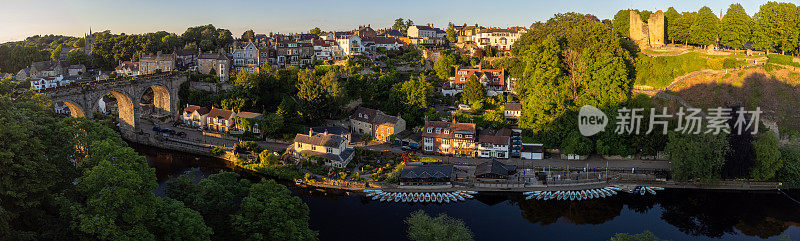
[422,119,477,156]
[139,51,176,74]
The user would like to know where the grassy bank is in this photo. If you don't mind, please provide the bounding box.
[635,52,747,88]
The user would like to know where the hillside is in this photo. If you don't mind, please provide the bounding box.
[664,65,800,137]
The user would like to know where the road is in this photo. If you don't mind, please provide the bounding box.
[138,119,669,172]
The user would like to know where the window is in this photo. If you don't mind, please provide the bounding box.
[326,147,333,153]
[427,128,432,133]
[443,129,449,134]
[311,146,316,151]
[435,128,441,134]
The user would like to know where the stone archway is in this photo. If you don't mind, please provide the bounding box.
[63,101,86,118]
[99,91,136,131]
[141,84,172,115]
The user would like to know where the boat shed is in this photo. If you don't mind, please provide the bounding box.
[399,164,454,186]
[475,159,517,179]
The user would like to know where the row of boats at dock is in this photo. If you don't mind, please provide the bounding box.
[524,186,665,201]
[364,190,477,203]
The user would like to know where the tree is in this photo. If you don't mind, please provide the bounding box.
[777,146,800,188]
[562,130,594,155]
[310,27,322,36]
[609,231,665,241]
[461,75,485,104]
[690,6,720,47]
[241,29,255,42]
[446,26,457,43]
[396,74,433,110]
[64,139,212,240]
[405,210,473,241]
[639,10,653,22]
[50,45,62,61]
[720,4,752,49]
[361,133,373,145]
[612,9,633,37]
[393,18,413,33]
[671,12,696,44]
[66,48,89,65]
[166,171,251,240]
[230,179,317,241]
[664,7,681,43]
[751,131,781,181]
[433,51,456,80]
[665,132,729,182]
[0,84,79,239]
[752,2,800,54]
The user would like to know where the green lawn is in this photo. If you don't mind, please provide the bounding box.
[767,54,800,68]
[634,52,747,88]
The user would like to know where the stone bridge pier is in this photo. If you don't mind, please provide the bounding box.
[43,72,186,138]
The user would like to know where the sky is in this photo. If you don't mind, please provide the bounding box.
[0,0,774,43]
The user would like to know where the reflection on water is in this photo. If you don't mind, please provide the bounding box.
[133,143,800,241]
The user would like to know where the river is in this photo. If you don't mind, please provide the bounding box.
[132,143,800,241]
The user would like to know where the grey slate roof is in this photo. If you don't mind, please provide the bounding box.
[400,164,454,179]
[294,132,345,148]
[475,159,516,177]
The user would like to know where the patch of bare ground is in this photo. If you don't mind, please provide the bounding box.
[667,66,800,137]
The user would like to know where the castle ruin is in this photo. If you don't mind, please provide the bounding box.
[629,10,665,50]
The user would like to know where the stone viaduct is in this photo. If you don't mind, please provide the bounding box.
[42,72,186,138]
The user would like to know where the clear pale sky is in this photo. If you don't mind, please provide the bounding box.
[0,0,771,43]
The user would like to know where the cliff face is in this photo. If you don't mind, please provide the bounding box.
[629,10,665,49]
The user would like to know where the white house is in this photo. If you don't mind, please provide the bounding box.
[520,144,544,160]
[232,41,260,73]
[181,105,210,128]
[291,129,355,168]
[504,102,522,120]
[336,35,364,56]
[30,75,73,90]
[477,129,511,159]
[473,28,527,51]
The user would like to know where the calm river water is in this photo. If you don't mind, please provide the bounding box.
[132,143,800,241]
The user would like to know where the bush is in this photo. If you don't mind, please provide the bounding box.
[210,147,224,156]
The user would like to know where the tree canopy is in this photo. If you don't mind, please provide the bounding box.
[689,6,720,46]
[720,4,753,49]
[405,210,474,241]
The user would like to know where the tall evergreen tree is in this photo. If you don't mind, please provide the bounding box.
[720,4,753,49]
[672,12,696,44]
[665,7,682,43]
[753,2,800,54]
[690,6,720,46]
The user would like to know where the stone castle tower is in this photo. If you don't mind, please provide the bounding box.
[629,10,665,49]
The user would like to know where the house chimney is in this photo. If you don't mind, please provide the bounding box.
[309,128,314,136]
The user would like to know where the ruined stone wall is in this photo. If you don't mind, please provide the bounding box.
[648,11,665,47]
[629,10,665,49]
[629,11,650,49]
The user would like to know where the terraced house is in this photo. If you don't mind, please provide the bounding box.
[205,108,236,132]
[422,118,477,157]
[349,107,406,142]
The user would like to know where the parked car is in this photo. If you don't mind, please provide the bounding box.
[152,126,162,132]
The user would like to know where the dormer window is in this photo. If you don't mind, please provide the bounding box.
[443,129,449,134]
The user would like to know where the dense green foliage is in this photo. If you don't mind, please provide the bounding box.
[752,2,800,54]
[720,4,753,49]
[166,172,317,240]
[664,8,682,43]
[751,131,782,181]
[405,210,474,241]
[0,35,77,73]
[609,231,666,241]
[776,146,800,188]
[461,75,485,104]
[634,52,746,88]
[689,7,720,46]
[0,79,214,240]
[511,13,633,149]
[665,132,729,182]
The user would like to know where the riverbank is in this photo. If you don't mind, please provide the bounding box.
[124,132,781,194]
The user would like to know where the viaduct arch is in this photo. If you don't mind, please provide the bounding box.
[42,72,186,138]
